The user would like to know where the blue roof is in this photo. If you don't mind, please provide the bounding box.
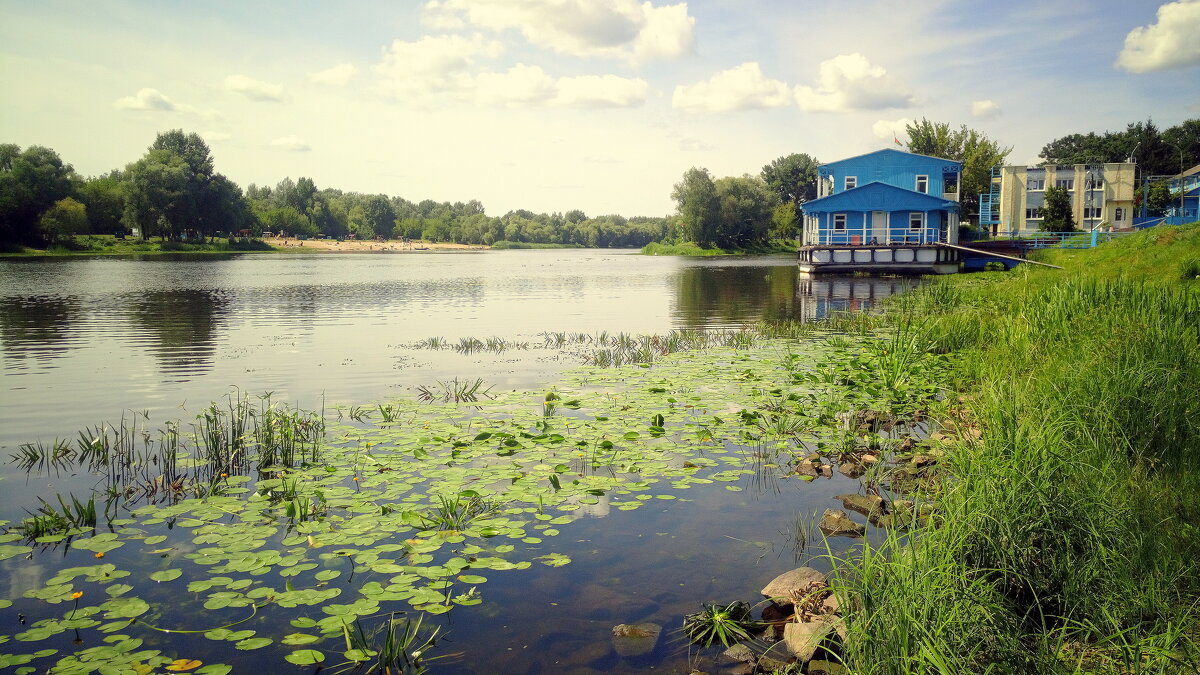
[802,181,959,213]
[820,148,960,169]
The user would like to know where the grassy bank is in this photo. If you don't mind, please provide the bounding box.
[641,240,798,256]
[831,224,1200,673]
[1,234,276,256]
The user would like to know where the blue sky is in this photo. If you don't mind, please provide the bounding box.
[2,0,1197,217]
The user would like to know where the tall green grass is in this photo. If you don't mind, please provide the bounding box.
[830,224,1200,674]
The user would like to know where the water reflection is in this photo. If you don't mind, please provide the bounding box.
[796,277,918,321]
[673,263,800,328]
[0,295,80,365]
[127,289,229,379]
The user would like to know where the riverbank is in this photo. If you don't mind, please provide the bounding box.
[263,237,487,252]
[641,240,799,256]
[830,223,1200,673]
[0,235,490,257]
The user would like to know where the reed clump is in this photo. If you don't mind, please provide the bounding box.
[831,224,1200,673]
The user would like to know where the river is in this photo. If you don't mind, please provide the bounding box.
[0,250,915,674]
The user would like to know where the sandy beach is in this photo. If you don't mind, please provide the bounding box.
[265,237,488,252]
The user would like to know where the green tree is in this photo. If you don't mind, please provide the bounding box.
[38,197,89,242]
[713,175,777,248]
[906,119,1011,224]
[0,144,77,246]
[760,153,819,205]
[671,167,719,247]
[361,195,395,239]
[78,173,126,235]
[123,149,192,239]
[1041,185,1076,231]
[771,202,798,240]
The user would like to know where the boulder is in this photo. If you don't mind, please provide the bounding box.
[819,509,865,538]
[722,643,755,664]
[833,493,885,518]
[611,622,661,658]
[782,616,837,662]
[837,462,865,479]
[761,567,828,607]
[807,658,849,675]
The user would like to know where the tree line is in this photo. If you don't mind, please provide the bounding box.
[0,130,670,250]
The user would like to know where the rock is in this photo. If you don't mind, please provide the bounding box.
[722,643,755,664]
[833,493,885,518]
[820,464,833,478]
[807,658,849,675]
[756,651,794,673]
[611,622,661,658]
[910,454,936,468]
[837,462,864,478]
[761,602,792,624]
[806,452,822,463]
[860,453,879,465]
[895,437,916,454]
[819,509,865,538]
[795,461,818,477]
[782,616,837,662]
[761,567,828,607]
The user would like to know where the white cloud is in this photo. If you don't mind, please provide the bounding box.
[373,34,645,108]
[113,88,220,119]
[556,74,648,107]
[224,74,286,102]
[270,135,311,151]
[1115,0,1200,73]
[971,99,1001,119]
[374,34,504,100]
[308,63,359,86]
[872,118,914,142]
[672,62,791,113]
[422,0,694,63]
[114,87,178,111]
[794,53,915,112]
[201,130,232,142]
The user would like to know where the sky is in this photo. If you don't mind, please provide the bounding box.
[2,0,1198,217]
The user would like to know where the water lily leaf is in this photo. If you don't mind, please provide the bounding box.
[149,569,182,582]
[164,658,203,671]
[234,637,272,650]
[281,633,321,645]
[456,574,488,584]
[285,649,325,665]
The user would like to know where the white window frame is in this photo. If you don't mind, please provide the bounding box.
[1026,207,1043,220]
[1115,207,1126,221]
[1028,179,1045,191]
[1083,207,1102,219]
[1055,178,1074,190]
[915,175,928,194]
[908,212,925,230]
[833,214,847,231]
[844,176,857,190]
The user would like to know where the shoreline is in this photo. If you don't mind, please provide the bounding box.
[264,237,489,252]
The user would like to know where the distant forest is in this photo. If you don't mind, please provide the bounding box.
[0,130,672,249]
[3,118,1197,250]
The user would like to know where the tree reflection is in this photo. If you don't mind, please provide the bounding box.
[0,296,80,363]
[673,264,799,329]
[128,289,228,379]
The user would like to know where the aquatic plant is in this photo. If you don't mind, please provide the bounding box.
[683,601,757,647]
[417,491,501,531]
[415,378,493,403]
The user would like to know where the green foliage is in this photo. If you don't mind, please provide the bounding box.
[1041,118,1198,176]
[672,167,720,247]
[761,152,820,205]
[713,174,778,248]
[1041,185,1076,231]
[905,118,1011,222]
[38,197,89,242]
[834,224,1200,673]
[0,143,78,246]
[771,201,798,240]
[682,601,756,647]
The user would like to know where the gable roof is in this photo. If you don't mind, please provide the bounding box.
[802,181,959,213]
[819,148,960,169]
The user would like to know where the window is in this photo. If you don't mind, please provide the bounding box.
[915,175,928,194]
[844,176,857,190]
[833,214,847,231]
[1055,178,1074,190]
[1088,177,1104,189]
[1083,207,1102,219]
[1115,207,1126,221]
[1026,208,1043,219]
[909,212,925,230]
[1028,179,1045,190]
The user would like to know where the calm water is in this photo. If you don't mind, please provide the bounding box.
[0,250,916,673]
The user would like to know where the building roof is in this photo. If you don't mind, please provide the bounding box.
[818,147,960,169]
[802,181,959,214]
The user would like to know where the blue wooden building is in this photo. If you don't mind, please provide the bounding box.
[798,149,964,274]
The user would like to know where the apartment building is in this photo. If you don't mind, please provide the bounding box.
[979,162,1136,234]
